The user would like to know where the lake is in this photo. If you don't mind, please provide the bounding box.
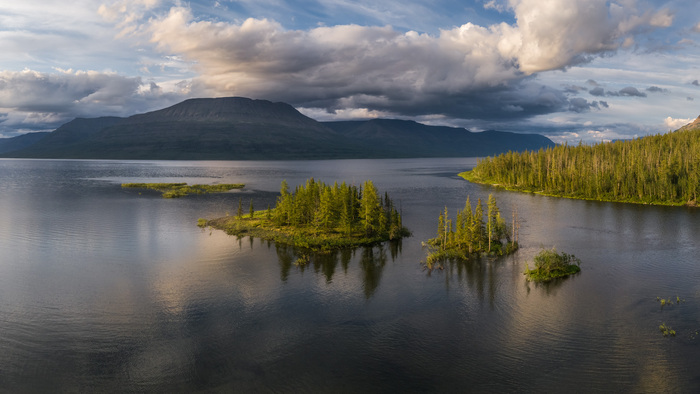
[1,158,698,392]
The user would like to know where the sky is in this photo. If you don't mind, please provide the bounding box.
[1,0,700,143]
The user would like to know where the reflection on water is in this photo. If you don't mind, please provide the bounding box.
[273,241,401,298]
[524,268,582,296]
[2,158,700,392]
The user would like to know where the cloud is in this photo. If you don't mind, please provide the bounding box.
[618,86,647,97]
[694,22,700,33]
[0,69,185,135]
[590,87,606,97]
[646,86,667,93]
[0,0,680,139]
[688,97,695,101]
[589,85,648,98]
[664,116,693,129]
[103,0,671,123]
[693,80,700,86]
[483,1,506,12]
[563,85,587,94]
[568,98,608,113]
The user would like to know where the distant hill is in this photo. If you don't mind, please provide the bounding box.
[323,119,554,158]
[0,132,50,154]
[1,97,555,160]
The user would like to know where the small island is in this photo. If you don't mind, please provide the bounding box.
[423,194,519,268]
[202,178,410,251]
[122,182,244,198]
[524,248,581,282]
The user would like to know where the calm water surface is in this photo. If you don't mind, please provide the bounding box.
[1,158,699,392]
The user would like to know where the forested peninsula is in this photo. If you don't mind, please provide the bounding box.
[461,118,700,206]
[203,178,410,251]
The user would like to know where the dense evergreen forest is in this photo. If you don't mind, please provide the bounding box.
[206,178,410,251]
[461,126,700,206]
[424,194,518,267]
[273,178,407,239]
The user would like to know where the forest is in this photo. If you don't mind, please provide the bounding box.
[205,178,410,251]
[461,126,700,206]
[424,194,518,268]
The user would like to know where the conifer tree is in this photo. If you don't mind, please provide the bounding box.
[472,198,485,252]
[360,180,382,236]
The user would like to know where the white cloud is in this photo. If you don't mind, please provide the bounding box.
[297,107,395,121]
[664,116,693,129]
[0,69,186,135]
[114,0,672,119]
[0,0,686,140]
[483,1,506,12]
[649,9,674,28]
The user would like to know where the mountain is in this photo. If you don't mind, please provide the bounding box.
[678,115,700,132]
[2,97,555,160]
[323,119,554,157]
[6,117,125,158]
[0,132,50,154]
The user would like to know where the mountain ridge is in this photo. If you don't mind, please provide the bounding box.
[1,96,556,160]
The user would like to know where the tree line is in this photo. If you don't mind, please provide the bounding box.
[272,178,409,240]
[465,127,700,205]
[425,194,518,266]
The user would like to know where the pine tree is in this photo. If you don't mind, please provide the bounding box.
[360,180,382,236]
[487,194,499,252]
[472,198,485,252]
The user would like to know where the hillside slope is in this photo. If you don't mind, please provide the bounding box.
[3,97,555,160]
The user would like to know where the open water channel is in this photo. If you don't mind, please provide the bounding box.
[0,158,699,392]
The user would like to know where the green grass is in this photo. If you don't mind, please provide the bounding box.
[122,182,244,198]
[203,211,410,252]
[524,248,581,282]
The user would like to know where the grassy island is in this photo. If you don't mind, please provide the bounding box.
[122,182,244,198]
[524,248,581,282]
[423,194,519,269]
[203,178,410,251]
[460,125,700,207]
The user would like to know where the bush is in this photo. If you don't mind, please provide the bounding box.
[524,248,581,282]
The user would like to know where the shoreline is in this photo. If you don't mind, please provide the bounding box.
[459,170,694,208]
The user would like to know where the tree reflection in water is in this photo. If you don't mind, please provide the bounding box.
[427,254,574,308]
[273,241,402,299]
